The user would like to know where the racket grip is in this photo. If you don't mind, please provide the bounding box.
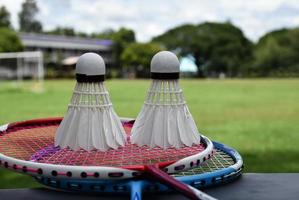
[145,165,217,200]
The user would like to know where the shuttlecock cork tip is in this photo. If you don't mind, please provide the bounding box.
[150,51,180,79]
[76,52,106,82]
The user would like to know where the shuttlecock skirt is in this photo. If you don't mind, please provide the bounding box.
[131,80,201,149]
[55,82,126,151]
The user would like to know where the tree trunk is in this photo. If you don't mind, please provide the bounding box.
[194,55,204,78]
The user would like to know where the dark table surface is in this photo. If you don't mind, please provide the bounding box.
[1,173,298,200]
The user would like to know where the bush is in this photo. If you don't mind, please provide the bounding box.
[0,28,23,52]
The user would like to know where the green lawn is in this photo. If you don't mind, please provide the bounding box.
[0,79,299,188]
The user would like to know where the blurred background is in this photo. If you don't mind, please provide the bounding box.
[0,0,298,188]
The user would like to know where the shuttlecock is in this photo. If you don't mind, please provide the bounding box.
[55,53,126,151]
[131,51,201,149]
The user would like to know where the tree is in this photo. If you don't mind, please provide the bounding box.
[0,6,11,28]
[112,28,136,69]
[253,28,299,76]
[0,28,23,52]
[94,28,136,71]
[91,28,115,39]
[121,42,163,78]
[18,0,42,33]
[46,27,76,36]
[153,22,253,77]
[77,32,88,38]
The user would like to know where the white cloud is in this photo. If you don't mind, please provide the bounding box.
[0,0,298,42]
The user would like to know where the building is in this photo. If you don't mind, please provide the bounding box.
[19,32,114,68]
[0,33,114,80]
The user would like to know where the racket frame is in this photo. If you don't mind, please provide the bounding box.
[32,141,243,194]
[0,118,213,180]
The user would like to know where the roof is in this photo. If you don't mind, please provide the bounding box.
[19,33,113,51]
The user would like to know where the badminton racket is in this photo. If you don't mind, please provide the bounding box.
[0,118,214,199]
[33,140,243,200]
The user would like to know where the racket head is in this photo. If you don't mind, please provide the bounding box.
[33,141,243,193]
[0,118,213,180]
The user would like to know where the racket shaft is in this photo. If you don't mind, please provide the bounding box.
[188,186,218,200]
[130,181,142,200]
[145,165,217,200]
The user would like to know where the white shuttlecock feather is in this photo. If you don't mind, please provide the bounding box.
[55,53,126,151]
[131,51,201,149]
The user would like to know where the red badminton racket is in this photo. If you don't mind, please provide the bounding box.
[0,118,214,199]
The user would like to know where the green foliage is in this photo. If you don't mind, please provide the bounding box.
[44,27,90,38]
[112,28,136,44]
[93,28,135,44]
[45,27,76,36]
[110,28,136,68]
[76,32,88,38]
[153,22,253,77]
[91,28,115,39]
[0,28,23,52]
[253,28,299,76]
[121,42,163,77]
[93,27,136,74]
[0,6,11,28]
[18,0,42,33]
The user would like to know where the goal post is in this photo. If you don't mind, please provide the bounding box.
[0,51,44,92]
[0,51,44,81]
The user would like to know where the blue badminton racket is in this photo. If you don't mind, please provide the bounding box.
[34,141,243,200]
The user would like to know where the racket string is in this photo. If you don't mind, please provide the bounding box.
[0,123,205,167]
[174,149,235,177]
[0,126,55,160]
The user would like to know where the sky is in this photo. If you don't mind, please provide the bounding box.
[0,0,299,42]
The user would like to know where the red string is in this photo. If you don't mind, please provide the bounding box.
[0,121,205,169]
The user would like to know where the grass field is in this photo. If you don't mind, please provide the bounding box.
[0,79,299,188]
